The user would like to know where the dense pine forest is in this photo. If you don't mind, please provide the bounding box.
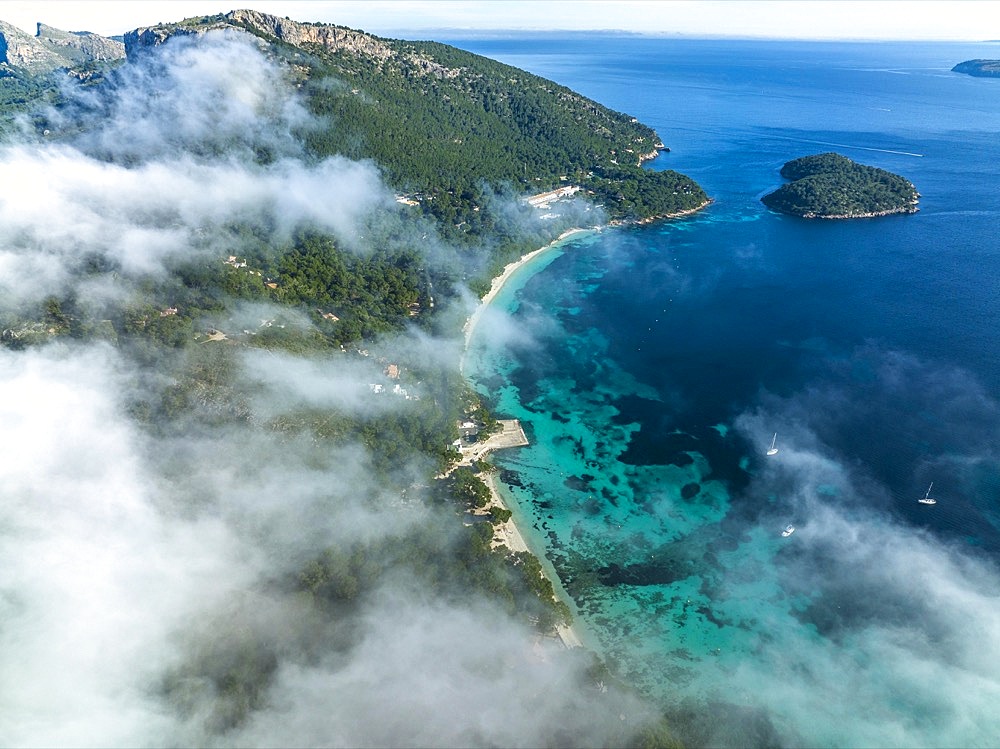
[761,152,918,218]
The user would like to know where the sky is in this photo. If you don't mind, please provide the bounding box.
[0,0,997,41]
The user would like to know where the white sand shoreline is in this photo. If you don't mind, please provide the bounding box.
[462,227,593,368]
[457,204,712,650]
[459,226,594,650]
[480,472,584,650]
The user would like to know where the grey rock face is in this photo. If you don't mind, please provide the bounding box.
[0,19,123,74]
[36,22,125,63]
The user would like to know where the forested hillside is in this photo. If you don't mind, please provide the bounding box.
[134,10,708,236]
[0,11,692,745]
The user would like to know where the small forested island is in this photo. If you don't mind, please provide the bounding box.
[952,59,1000,77]
[761,152,919,219]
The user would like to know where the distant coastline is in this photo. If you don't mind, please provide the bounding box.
[952,59,1000,77]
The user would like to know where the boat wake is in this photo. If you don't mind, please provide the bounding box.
[779,136,924,158]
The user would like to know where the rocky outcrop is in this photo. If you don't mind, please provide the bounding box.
[226,9,395,63]
[0,19,65,73]
[123,24,206,56]
[36,23,125,63]
[123,9,462,78]
[0,19,123,74]
[123,9,395,64]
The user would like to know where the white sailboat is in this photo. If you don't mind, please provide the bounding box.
[918,482,937,505]
[766,433,779,456]
[781,524,795,537]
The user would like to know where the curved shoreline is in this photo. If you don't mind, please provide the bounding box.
[461,226,594,367]
[458,203,711,650]
[460,225,596,650]
[461,199,713,361]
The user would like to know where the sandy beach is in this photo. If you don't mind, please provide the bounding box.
[478,471,584,650]
[457,207,711,648]
[460,227,593,649]
[462,227,592,364]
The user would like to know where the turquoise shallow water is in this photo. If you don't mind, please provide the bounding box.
[462,37,1000,746]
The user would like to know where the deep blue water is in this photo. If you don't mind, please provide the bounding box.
[457,37,1000,747]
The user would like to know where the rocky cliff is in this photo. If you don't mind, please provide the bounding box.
[0,19,123,74]
[226,9,395,63]
[0,19,65,73]
[123,9,460,78]
[36,23,125,64]
[122,14,232,56]
[123,9,394,61]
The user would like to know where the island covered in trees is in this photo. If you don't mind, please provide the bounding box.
[761,152,919,219]
[952,59,1000,77]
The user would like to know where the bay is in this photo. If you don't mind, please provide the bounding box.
[456,36,1000,747]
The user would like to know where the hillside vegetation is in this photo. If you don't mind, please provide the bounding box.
[137,10,708,233]
[761,152,918,219]
[0,12,701,744]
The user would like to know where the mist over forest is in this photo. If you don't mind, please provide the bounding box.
[0,28,668,748]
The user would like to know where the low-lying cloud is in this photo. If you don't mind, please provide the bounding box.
[50,31,312,163]
[0,145,389,303]
[0,27,648,749]
[729,343,1000,746]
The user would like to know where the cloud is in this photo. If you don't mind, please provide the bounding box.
[53,31,311,163]
[0,339,644,747]
[0,31,403,308]
[0,344,258,746]
[0,144,390,306]
[224,588,652,748]
[7,344,646,745]
[725,343,1000,746]
[0,28,651,749]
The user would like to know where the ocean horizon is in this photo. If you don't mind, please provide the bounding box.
[460,36,1000,746]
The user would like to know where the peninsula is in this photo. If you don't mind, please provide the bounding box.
[761,152,919,219]
[952,59,1000,77]
[0,10,698,744]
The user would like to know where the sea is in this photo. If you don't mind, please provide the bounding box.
[452,35,1000,747]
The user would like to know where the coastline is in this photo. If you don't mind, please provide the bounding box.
[459,226,594,650]
[458,203,712,650]
[482,471,584,650]
[461,226,593,365]
[462,198,712,361]
[609,197,714,227]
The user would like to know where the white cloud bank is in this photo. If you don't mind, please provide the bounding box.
[0,28,651,748]
[730,344,1000,746]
